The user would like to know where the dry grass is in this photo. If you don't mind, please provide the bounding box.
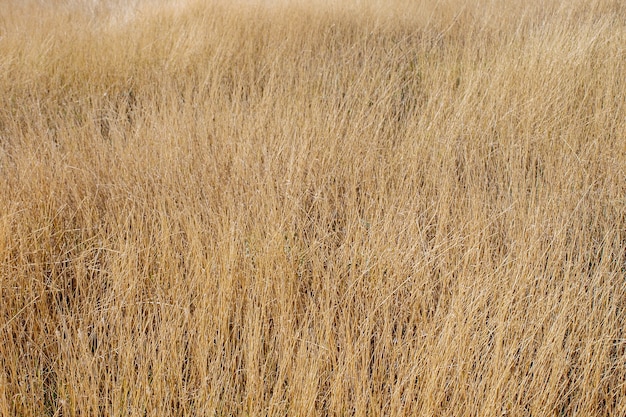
[1,0,625,415]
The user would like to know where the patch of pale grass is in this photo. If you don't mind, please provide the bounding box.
[1,0,625,415]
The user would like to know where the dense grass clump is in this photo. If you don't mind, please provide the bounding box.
[1,0,625,415]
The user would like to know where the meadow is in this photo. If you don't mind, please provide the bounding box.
[1,0,625,415]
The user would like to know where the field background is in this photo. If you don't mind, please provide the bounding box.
[1,0,625,415]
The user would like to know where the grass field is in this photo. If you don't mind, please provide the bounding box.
[1,0,625,415]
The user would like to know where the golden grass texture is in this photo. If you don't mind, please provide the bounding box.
[1,0,625,415]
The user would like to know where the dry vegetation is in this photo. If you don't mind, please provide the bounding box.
[1,0,625,415]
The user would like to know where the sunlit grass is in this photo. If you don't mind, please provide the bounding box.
[1,0,625,415]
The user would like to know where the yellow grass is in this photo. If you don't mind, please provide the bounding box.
[1,0,625,415]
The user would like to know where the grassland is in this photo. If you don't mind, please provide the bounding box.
[1,0,625,415]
